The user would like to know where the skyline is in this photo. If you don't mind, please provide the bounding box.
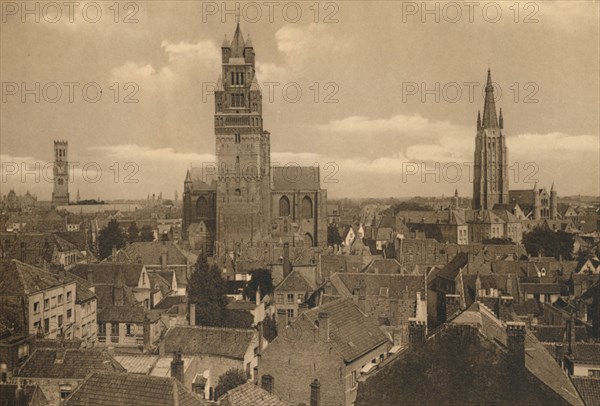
[1,1,599,200]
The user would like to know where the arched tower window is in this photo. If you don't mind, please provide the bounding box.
[279,196,290,217]
[304,233,314,246]
[196,196,209,218]
[301,196,313,218]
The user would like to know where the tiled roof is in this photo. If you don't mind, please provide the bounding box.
[64,372,207,406]
[219,382,285,406]
[163,326,255,360]
[572,377,600,406]
[119,242,191,266]
[276,269,317,293]
[520,282,561,295]
[65,272,96,303]
[534,325,588,343]
[302,298,390,362]
[154,295,187,310]
[70,263,144,287]
[16,348,125,379]
[570,343,600,363]
[364,258,403,274]
[0,260,71,295]
[94,284,137,309]
[98,306,160,324]
[271,166,320,191]
[332,273,424,300]
[188,167,217,191]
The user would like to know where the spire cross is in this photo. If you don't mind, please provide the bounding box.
[235,4,240,24]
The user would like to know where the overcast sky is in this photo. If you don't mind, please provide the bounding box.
[1,1,598,201]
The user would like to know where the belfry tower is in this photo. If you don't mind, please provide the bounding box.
[472,70,509,210]
[214,23,270,252]
[52,140,69,208]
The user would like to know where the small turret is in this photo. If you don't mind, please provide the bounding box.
[477,110,481,130]
[221,34,231,63]
[533,183,541,220]
[499,108,504,129]
[550,182,558,219]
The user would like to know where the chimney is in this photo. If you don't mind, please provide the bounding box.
[189,303,196,326]
[143,315,151,353]
[310,379,321,406]
[111,245,117,262]
[317,312,330,342]
[161,244,168,270]
[506,321,526,367]
[261,375,274,393]
[257,322,263,358]
[114,269,124,306]
[444,294,461,322]
[170,350,184,383]
[408,319,426,349]
[568,312,576,355]
[283,243,292,278]
[499,296,514,321]
[0,363,7,383]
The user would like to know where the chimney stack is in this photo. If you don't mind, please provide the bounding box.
[257,322,263,358]
[444,294,461,322]
[568,312,576,355]
[499,296,514,320]
[189,303,196,326]
[170,350,184,383]
[111,245,117,262]
[408,319,426,349]
[283,243,292,278]
[506,321,526,367]
[143,315,151,353]
[317,312,330,342]
[310,379,321,406]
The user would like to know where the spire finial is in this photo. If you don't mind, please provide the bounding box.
[481,69,498,128]
[235,3,240,24]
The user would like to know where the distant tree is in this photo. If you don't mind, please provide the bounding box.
[98,219,126,259]
[214,368,247,400]
[140,225,155,242]
[243,269,274,303]
[221,310,254,329]
[327,223,342,246]
[390,201,431,214]
[127,222,140,243]
[188,256,228,326]
[522,227,575,260]
[262,313,278,342]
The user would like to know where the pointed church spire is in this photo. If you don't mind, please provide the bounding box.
[477,110,481,130]
[498,108,503,129]
[221,34,230,48]
[482,69,498,129]
[230,23,245,57]
[550,182,555,192]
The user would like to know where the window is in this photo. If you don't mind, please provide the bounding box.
[60,384,72,399]
[287,293,294,304]
[275,293,283,304]
[351,370,357,388]
[33,302,40,313]
[126,324,134,336]
[66,309,72,320]
[196,196,210,218]
[301,196,313,218]
[98,323,106,336]
[18,343,29,362]
[287,309,294,322]
[261,375,274,393]
[279,196,291,217]
[297,293,305,303]
[379,287,389,297]
[66,291,72,302]
[44,318,50,332]
[51,296,57,308]
[589,370,600,377]
[44,298,49,310]
[58,315,63,327]
[58,294,63,304]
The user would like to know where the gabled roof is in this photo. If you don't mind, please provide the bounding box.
[301,298,390,362]
[364,258,403,274]
[113,242,192,267]
[569,343,600,363]
[276,269,317,293]
[72,262,145,287]
[0,383,48,406]
[188,167,217,191]
[0,260,71,295]
[64,372,207,406]
[218,382,285,406]
[163,326,255,360]
[16,348,125,379]
[332,273,425,300]
[98,306,160,324]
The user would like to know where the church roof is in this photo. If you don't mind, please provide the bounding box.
[188,167,217,191]
[271,166,320,191]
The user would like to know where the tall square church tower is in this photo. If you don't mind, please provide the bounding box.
[472,70,509,210]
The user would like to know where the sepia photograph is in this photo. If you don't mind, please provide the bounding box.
[0,1,599,405]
